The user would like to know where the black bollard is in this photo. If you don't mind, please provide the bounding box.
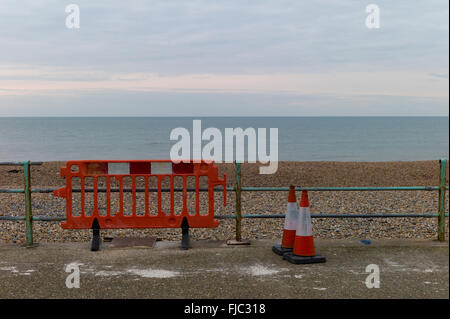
[91,218,101,251]
[181,217,190,250]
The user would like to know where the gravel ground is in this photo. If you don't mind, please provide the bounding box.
[0,161,448,244]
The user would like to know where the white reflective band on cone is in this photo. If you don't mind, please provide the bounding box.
[284,202,298,230]
[297,206,313,236]
[108,163,130,175]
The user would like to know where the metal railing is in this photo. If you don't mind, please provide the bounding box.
[0,159,448,246]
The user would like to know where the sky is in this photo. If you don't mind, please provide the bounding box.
[0,0,448,116]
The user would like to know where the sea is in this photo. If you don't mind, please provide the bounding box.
[0,117,448,162]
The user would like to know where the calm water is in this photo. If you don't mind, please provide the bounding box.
[0,117,448,162]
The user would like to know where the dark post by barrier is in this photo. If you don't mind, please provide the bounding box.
[438,158,447,241]
[235,162,242,242]
[23,160,34,247]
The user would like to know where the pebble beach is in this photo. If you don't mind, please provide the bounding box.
[0,161,448,244]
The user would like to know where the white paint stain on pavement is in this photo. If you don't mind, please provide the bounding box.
[66,261,84,268]
[91,268,180,278]
[72,263,291,279]
[127,268,180,278]
[0,266,18,273]
[0,266,35,276]
[243,265,288,276]
[69,262,181,279]
[384,259,401,267]
[95,270,123,277]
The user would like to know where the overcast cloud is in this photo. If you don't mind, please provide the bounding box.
[0,0,448,116]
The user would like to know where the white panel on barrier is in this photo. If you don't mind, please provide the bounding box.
[108,163,130,175]
[151,162,172,175]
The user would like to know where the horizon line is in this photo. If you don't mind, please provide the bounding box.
[0,115,448,118]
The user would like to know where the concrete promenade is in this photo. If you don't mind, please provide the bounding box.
[0,239,448,298]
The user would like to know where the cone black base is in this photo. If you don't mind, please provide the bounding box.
[272,244,293,256]
[283,252,326,264]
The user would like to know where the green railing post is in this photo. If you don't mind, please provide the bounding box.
[438,158,447,241]
[235,161,242,242]
[24,160,34,246]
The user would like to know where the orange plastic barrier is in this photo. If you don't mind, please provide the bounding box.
[53,160,226,250]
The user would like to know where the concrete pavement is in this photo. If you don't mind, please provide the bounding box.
[0,239,448,298]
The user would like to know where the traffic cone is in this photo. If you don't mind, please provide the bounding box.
[283,191,326,264]
[272,185,299,256]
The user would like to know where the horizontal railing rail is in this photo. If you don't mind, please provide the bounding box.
[0,159,448,246]
[0,162,43,166]
[1,186,448,194]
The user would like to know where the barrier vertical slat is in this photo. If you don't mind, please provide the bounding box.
[438,158,447,241]
[24,161,33,246]
[235,162,242,242]
[208,175,214,219]
[80,177,85,217]
[144,176,149,216]
[157,177,162,215]
[132,176,137,216]
[93,176,98,216]
[195,176,200,215]
[67,167,73,220]
[182,176,188,214]
[170,176,175,216]
[106,176,111,216]
[119,177,124,216]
